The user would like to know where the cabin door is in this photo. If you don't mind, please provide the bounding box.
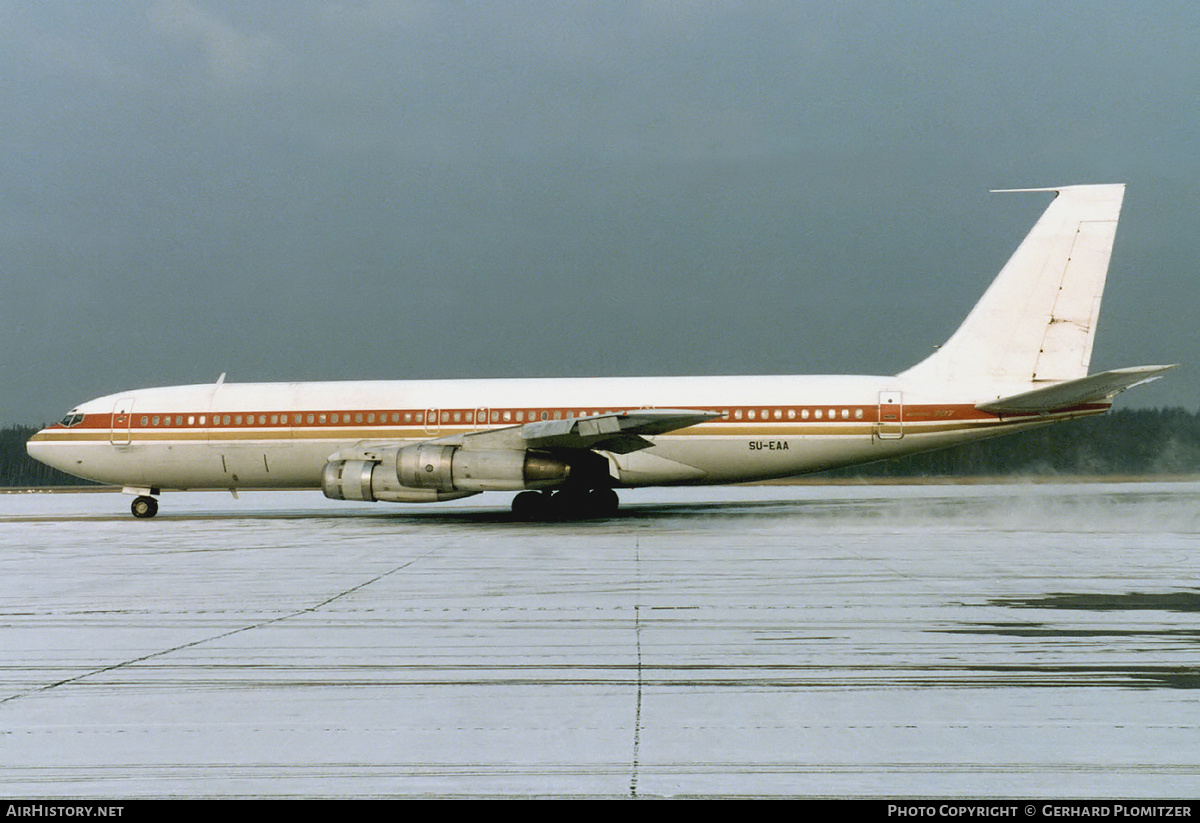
[110,398,135,445]
[877,391,903,440]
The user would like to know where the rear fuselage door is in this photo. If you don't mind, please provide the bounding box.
[877,391,903,440]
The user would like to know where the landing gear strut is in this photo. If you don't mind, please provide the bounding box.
[511,487,620,520]
[131,495,159,519]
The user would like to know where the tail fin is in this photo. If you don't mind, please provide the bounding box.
[900,184,1125,386]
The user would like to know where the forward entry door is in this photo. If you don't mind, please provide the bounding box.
[110,398,135,445]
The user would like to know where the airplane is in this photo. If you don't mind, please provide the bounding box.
[27,183,1174,520]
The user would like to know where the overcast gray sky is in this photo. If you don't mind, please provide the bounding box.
[3,1,1197,424]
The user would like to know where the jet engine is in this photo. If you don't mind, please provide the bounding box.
[322,444,596,503]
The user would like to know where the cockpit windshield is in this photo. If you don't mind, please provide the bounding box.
[59,411,85,427]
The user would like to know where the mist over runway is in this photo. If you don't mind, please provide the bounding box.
[2,483,1199,797]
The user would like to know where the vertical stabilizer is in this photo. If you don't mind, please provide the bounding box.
[900,184,1125,386]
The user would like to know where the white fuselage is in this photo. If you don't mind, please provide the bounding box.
[26,373,1100,493]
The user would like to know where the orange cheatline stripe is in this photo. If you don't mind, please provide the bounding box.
[40,401,1108,443]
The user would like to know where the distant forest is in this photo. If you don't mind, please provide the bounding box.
[4,408,1200,487]
[819,407,1200,479]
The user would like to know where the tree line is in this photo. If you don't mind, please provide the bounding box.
[4,408,1200,487]
[820,407,1200,479]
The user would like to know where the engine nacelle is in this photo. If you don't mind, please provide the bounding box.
[397,444,572,492]
[322,445,592,503]
[321,458,479,503]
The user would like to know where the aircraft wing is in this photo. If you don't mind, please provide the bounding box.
[328,408,724,464]
[976,365,1177,415]
[476,408,723,454]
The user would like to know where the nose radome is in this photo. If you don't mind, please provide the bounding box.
[26,432,63,472]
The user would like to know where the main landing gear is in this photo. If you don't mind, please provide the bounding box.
[131,495,159,519]
[511,487,619,520]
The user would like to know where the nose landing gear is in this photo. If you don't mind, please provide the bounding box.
[131,495,159,519]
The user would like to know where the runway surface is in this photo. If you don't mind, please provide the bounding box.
[2,482,1199,798]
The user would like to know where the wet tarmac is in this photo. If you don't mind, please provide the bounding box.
[2,482,1199,797]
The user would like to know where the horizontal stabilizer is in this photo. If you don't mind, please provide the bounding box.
[976,365,1177,414]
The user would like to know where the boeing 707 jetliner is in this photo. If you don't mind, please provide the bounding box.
[27,184,1174,519]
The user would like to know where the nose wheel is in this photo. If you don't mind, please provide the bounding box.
[131,495,159,519]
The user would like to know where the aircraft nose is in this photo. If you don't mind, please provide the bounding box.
[26,430,63,471]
